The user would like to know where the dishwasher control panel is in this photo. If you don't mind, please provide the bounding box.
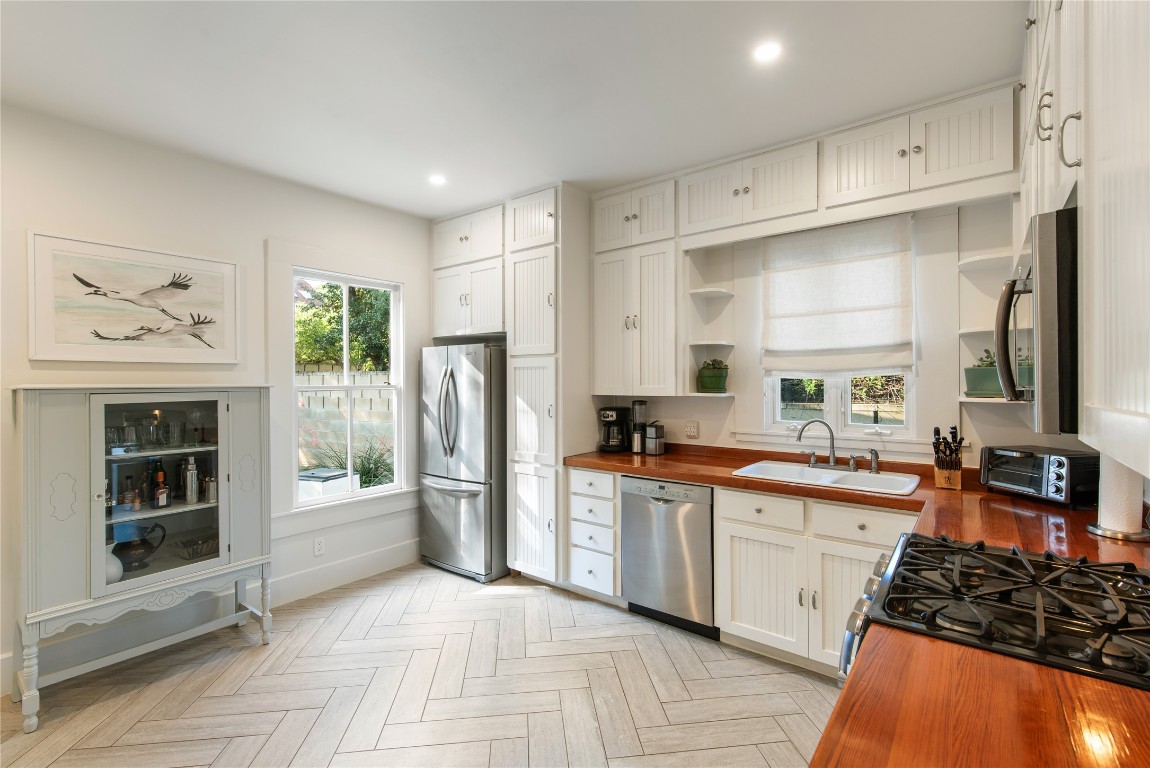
[621,476,712,504]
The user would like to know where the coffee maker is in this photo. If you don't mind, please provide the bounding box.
[598,407,631,453]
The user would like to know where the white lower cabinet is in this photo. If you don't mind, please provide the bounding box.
[565,469,618,597]
[714,489,912,667]
[508,463,557,582]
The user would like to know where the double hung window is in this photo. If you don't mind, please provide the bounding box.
[294,269,402,506]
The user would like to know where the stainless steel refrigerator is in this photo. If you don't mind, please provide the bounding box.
[419,343,509,582]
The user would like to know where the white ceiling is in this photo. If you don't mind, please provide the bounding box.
[1,1,1025,220]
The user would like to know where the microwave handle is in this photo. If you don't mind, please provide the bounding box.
[995,278,1026,401]
[990,448,1036,458]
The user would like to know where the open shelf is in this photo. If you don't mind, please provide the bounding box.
[685,392,735,398]
[689,340,735,348]
[689,288,735,300]
[959,396,1028,405]
[957,250,1014,273]
[958,326,994,337]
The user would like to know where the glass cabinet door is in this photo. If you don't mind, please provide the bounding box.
[92,392,230,595]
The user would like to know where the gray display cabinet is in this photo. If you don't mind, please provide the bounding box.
[13,386,271,733]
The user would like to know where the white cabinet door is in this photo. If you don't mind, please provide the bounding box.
[594,191,632,253]
[1054,0,1084,206]
[466,205,505,262]
[715,520,808,656]
[506,246,556,356]
[630,180,676,245]
[432,266,468,337]
[821,116,910,207]
[507,188,556,251]
[509,463,557,581]
[806,538,889,668]
[432,218,467,268]
[909,86,1014,191]
[632,242,677,397]
[508,356,557,465]
[742,141,819,223]
[679,160,743,235]
[466,258,504,334]
[593,250,632,396]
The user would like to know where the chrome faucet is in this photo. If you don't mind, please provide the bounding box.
[796,419,837,468]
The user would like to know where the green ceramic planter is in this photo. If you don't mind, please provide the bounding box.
[964,367,1003,397]
[697,369,728,393]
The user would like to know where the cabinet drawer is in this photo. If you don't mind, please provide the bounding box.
[715,488,804,532]
[810,502,913,549]
[570,519,614,555]
[569,469,614,499]
[569,494,615,527]
[569,546,614,596]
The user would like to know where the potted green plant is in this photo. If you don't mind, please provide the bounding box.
[1017,347,1034,388]
[697,359,729,393]
[964,348,1004,397]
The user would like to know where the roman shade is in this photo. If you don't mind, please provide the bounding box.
[761,214,913,374]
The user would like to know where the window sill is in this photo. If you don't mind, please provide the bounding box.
[733,430,938,458]
[272,487,420,539]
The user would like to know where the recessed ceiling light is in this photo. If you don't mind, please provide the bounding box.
[429,174,447,186]
[753,41,782,63]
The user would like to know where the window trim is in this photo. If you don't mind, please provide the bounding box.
[765,371,914,440]
[293,268,403,510]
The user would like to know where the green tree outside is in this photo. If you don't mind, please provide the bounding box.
[294,281,391,372]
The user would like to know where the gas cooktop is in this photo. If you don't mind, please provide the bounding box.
[868,533,1150,690]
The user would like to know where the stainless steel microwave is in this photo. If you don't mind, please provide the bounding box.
[980,445,1099,506]
[994,208,1079,434]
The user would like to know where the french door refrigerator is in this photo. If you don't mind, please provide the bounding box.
[419,343,509,582]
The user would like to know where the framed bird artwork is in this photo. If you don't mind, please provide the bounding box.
[28,232,239,363]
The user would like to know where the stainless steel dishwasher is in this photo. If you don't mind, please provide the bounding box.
[621,476,717,639]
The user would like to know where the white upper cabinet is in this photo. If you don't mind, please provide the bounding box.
[432,205,503,269]
[432,257,503,337]
[1053,0,1084,207]
[823,86,1014,207]
[909,87,1014,191]
[822,116,911,207]
[506,188,556,252]
[592,242,676,397]
[680,141,820,235]
[593,180,676,252]
[506,246,556,356]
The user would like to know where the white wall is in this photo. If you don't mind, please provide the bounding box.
[1,107,431,693]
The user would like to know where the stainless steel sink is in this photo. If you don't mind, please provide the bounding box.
[732,460,921,496]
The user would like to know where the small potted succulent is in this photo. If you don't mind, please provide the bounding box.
[697,359,729,393]
[964,348,1004,397]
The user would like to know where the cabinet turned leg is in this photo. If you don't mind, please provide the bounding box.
[260,570,272,645]
[21,640,39,733]
[234,580,248,627]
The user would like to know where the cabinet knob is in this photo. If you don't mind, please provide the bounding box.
[546,211,554,218]
[464,235,469,241]
[94,492,105,500]
[587,569,594,575]
[587,508,594,514]
[742,186,750,194]
[858,523,867,531]
[898,149,908,158]
[586,481,594,487]
[587,535,594,541]
[631,212,638,220]
[912,145,922,154]
[624,215,631,222]
[1024,17,1036,29]
[458,236,465,242]
[754,507,763,514]
[732,188,741,196]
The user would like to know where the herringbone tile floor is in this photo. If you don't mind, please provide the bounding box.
[2,562,838,767]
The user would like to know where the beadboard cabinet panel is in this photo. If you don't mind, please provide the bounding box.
[909,87,1014,190]
[509,356,557,466]
[678,161,743,235]
[509,463,557,581]
[507,188,556,251]
[507,246,556,356]
[743,141,819,223]
[822,116,910,207]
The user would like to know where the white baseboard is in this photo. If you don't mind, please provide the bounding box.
[269,537,420,606]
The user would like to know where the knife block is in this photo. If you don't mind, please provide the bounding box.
[934,466,962,490]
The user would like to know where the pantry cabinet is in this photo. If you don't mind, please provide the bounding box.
[508,463,557,581]
[506,246,556,356]
[432,204,504,269]
[592,241,676,397]
[506,188,557,252]
[432,256,504,337]
[15,387,271,733]
[679,141,819,236]
[593,179,676,252]
[508,356,557,465]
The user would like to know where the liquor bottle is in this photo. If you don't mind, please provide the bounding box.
[140,459,154,506]
[185,457,199,504]
[151,469,171,509]
[173,456,187,500]
[120,475,134,506]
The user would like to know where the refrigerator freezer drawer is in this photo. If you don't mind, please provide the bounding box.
[419,474,508,582]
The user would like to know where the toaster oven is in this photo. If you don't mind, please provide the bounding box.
[979,445,1099,506]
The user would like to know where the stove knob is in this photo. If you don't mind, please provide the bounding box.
[1050,483,1064,497]
[1050,470,1065,482]
[872,552,891,577]
[1051,457,1067,470]
[846,597,870,634]
[863,575,882,599]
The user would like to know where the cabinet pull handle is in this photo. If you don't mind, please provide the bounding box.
[547,404,554,418]
[547,292,554,307]
[898,149,908,158]
[1037,92,1055,140]
[459,294,465,306]
[754,507,763,514]
[812,591,819,610]
[912,145,922,154]
[465,293,470,306]
[858,523,867,531]
[547,519,554,533]
[632,315,639,329]
[1058,112,1083,168]
[624,316,632,330]
[798,588,804,607]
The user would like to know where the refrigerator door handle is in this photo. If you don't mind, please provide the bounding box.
[446,366,460,457]
[421,478,484,498]
[436,366,450,456]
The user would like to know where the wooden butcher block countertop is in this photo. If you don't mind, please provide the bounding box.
[564,445,1150,768]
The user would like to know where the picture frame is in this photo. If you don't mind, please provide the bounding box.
[28,232,239,364]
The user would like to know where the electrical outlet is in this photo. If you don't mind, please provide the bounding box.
[684,420,700,439]
[313,537,326,557]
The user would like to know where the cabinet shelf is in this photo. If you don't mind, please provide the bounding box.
[105,500,219,526]
[106,445,219,460]
[958,326,994,337]
[685,392,735,398]
[689,288,735,300]
[957,250,1014,272]
[689,340,735,348]
[959,396,1028,404]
